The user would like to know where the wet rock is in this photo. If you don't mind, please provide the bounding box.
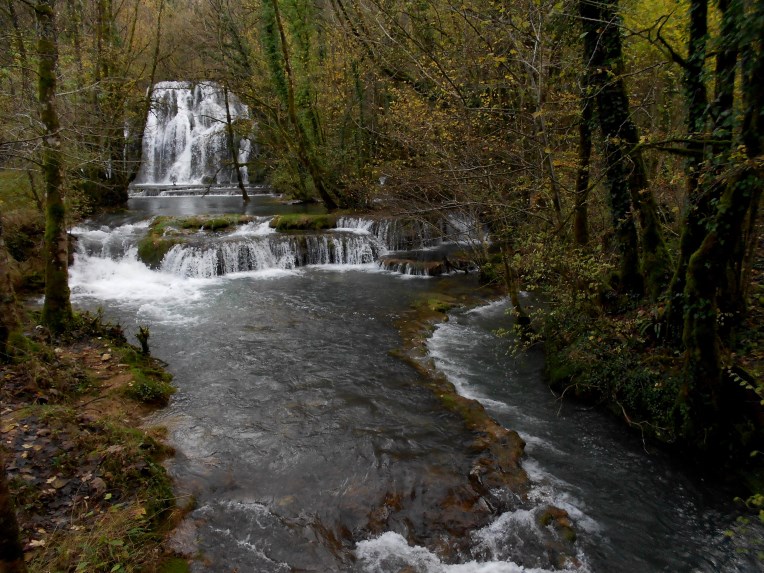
[167,519,199,556]
[537,505,577,544]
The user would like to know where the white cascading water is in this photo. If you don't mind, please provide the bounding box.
[160,233,383,279]
[135,81,250,186]
[336,215,486,252]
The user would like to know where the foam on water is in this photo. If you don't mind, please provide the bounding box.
[70,249,211,303]
[69,248,215,325]
[466,298,509,315]
[355,531,577,573]
[228,219,276,237]
[223,268,301,280]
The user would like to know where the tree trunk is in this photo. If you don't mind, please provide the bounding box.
[0,214,19,361]
[267,0,339,210]
[0,450,27,573]
[37,0,72,334]
[501,246,530,328]
[682,7,764,436]
[665,0,710,342]
[682,165,761,434]
[580,0,643,295]
[573,77,593,247]
[224,86,250,202]
[7,0,31,98]
[580,0,671,298]
[130,0,164,185]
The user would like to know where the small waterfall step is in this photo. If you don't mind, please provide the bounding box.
[159,232,383,278]
[129,184,267,198]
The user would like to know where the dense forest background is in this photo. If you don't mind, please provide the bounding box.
[0,0,763,547]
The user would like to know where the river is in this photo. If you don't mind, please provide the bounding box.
[68,195,759,572]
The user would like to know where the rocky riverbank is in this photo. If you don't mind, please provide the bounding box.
[1,312,188,573]
[386,276,579,568]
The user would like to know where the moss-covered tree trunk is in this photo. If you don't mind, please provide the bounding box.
[264,0,339,211]
[501,245,530,327]
[573,77,593,247]
[580,0,671,298]
[579,0,642,295]
[0,450,27,573]
[682,167,761,436]
[7,0,31,98]
[665,0,710,341]
[0,214,19,361]
[37,0,72,334]
[682,1,764,437]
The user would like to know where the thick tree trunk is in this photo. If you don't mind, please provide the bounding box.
[665,0,711,341]
[0,450,27,573]
[580,0,670,298]
[682,6,764,436]
[580,0,642,295]
[37,0,72,334]
[682,166,761,433]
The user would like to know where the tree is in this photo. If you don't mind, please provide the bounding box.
[0,449,27,573]
[224,85,250,201]
[263,0,339,210]
[681,0,764,436]
[37,0,72,334]
[579,0,671,299]
[0,212,19,360]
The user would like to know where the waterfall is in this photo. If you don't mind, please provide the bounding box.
[336,215,486,252]
[135,81,250,186]
[159,233,383,278]
[72,212,482,282]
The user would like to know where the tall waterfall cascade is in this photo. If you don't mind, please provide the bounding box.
[135,82,252,186]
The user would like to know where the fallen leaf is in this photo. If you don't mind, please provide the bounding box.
[90,477,107,493]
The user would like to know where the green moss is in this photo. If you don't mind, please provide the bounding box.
[159,557,192,573]
[270,213,336,231]
[117,346,175,406]
[123,368,175,406]
[136,215,256,268]
[176,214,252,231]
[136,235,181,269]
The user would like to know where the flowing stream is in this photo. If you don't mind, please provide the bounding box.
[68,195,758,572]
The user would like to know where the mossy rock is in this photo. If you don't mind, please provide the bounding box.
[137,236,182,269]
[149,214,253,236]
[175,214,253,231]
[270,213,337,231]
